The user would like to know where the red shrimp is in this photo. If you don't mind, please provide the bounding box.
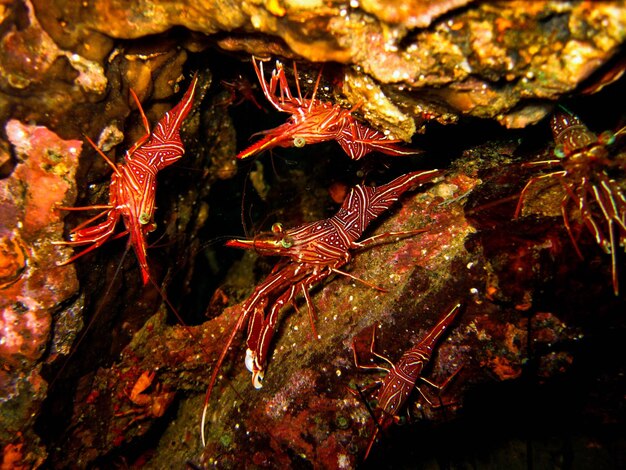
[352,303,461,459]
[236,57,419,160]
[55,74,198,285]
[201,169,441,445]
[515,107,626,295]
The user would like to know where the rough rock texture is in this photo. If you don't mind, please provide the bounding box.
[0,0,624,468]
[30,0,626,138]
[0,120,82,469]
[37,138,626,467]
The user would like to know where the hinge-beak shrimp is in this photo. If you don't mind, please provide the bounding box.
[515,107,626,295]
[55,74,198,285]
[201,169,442,446]
[237,57,419,160]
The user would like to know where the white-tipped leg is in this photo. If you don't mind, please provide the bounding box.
[245,348,255,373]
[201,403,209,447]
[246,348,265,388]
[252,370,264,389]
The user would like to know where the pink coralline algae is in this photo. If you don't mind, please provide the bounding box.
[0,120,82,469]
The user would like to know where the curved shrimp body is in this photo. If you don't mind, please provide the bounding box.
[353,303,461,459]
[201,169,441,445]
[56,74,198,285]
[516,107,626,295]
[224,169,441,385]
[228,169,442,266]
[236,57,418,160]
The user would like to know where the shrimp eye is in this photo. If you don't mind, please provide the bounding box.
[271,222,284,233]
[293,136,306,148]
[139,213,151,225]
[281,236,293,248]
[554,144,566,159]
[599,130,615,146]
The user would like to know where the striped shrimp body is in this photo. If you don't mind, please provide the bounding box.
[236,57,419,160]
[515,108,626,295]
[55,74,198,285]
[352,303,461,459]
[201,169,441,445]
